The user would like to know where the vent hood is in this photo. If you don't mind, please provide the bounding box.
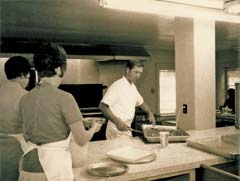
[1,41,150,61]
[96,45,151,62]
[65,44,150,61]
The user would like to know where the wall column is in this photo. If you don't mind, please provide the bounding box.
[238,40,240,68]
[175,17,216,130]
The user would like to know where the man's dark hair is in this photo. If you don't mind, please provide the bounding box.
[33,42,67,78]
[227,88,235,98]
[126,60,144,70]
[4,56,31,80]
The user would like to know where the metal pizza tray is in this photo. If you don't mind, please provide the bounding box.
[86,162,128,177]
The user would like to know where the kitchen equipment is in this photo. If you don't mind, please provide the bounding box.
[82,117,106,129]
[59,84,107,141]
[200,163,240,180]
[58,84,106,109]
[128,128,143,134]
[187,133,240,160]
[107,146,156,164]
[141,124,190,143]
[86,162,128,177]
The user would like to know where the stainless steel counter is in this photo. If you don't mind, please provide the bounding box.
[187,133,240,160]
[187,126,240,160]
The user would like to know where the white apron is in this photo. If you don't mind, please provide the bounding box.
[106,119,132,139]
[19,135,73,181]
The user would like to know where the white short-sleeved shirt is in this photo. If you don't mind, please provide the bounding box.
[101,76,143,139]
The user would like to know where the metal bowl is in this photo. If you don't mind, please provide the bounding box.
[82,117,106,128]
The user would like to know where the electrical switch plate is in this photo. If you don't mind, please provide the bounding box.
[183,104,187,114]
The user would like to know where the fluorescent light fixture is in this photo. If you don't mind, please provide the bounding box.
[99,0,240,23]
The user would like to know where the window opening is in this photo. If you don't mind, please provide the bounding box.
[159,70,176,114]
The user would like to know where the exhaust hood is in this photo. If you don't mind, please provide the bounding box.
[95,45,150,62]
[66,44,150,61]
[1,41,150,61]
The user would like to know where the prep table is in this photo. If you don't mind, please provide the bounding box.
[72,126,239,181]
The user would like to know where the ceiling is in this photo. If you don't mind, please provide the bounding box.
[0,0,240,52]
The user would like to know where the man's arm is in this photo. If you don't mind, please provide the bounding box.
[99,102,130,131]
[138,102,156,125]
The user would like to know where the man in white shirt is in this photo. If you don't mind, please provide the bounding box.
[99,60,155,139]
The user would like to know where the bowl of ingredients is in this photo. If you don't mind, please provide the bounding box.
[82,117,106,129]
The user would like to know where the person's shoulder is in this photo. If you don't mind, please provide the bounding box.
[13,83,29,97]
[113,78,129,89]
[114,76,128,85]
[107,77,122,87]
[49,88,76,106]
[57,88,74,98]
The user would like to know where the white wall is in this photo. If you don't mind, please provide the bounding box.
[140,48,175,113]
[98,61,125,89]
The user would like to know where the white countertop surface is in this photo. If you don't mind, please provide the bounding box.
[72,126,239,180]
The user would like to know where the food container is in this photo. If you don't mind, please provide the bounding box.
[142,124,189,143]
[159,131,169,147]
[82,117,106,129]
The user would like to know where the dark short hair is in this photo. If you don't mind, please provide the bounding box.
[227,88,235,97]
[126,60,144,70]
[33,42,67,78]
[4,56,31,80]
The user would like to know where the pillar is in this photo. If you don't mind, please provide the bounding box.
[175,17,216,130]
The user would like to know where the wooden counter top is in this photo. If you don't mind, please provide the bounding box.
[72,126,239,181]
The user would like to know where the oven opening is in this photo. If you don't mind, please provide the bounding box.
[58,84,107,141]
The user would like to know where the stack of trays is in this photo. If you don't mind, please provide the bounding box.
[107,146,156,164]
